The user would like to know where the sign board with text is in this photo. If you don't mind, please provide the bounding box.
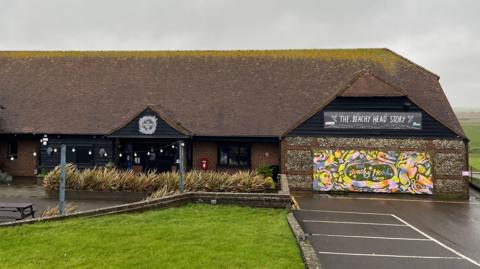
[324,112,422,130]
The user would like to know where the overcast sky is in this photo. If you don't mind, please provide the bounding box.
[0,0,478,109]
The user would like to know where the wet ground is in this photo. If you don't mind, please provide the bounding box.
[0,177,128,222]
[292,188,480,269]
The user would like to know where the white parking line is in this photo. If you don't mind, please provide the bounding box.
[391,214,480,267]
[301,209,480,267]
[325,196,480,205]
[303,220,408,226]
[317,251,464,260]
[299,209,392,216]
[312,233,431,241]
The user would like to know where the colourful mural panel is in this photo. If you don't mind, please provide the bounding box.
[313,150,433,194]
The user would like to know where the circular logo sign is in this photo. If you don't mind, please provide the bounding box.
[138,115,158,135]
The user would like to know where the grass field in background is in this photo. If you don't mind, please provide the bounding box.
[0,204,303,269]
[469,154,480,171]
[461,121,480,170]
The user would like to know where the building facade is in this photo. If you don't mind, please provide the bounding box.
[0,49,468,198]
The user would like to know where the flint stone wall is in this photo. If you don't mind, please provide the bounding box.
[281,137,468,199]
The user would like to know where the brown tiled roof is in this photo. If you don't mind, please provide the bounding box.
[340,73,404,97]
[0,49,465,138]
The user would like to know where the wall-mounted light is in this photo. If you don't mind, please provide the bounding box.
[172,145,175,149]
[134,152,138,157]
[72,148,76,153]
[33,152,37,157]
[41,135,48,146]
[160,149,163,153]
[9,156,15,161]
[88,150,92,155]
[53,148,58,153]
[99,148,106,157]
[147,151,151,156]
[119,153,123,157]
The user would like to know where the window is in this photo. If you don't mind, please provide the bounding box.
[63,146,93,165]
[76,147,93,165]
[7,141,18,158]
[218,143,250,167]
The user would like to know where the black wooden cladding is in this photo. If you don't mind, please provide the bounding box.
[109,108,188,138]
[39,137,113,169]
[288,97,458,138]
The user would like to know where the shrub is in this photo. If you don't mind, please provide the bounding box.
[256,164,273,178]
[265,177,276,190]
[37,165,49,177]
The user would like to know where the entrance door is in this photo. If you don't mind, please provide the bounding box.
[117,139,179,173]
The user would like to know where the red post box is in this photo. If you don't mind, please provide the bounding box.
[200,158,208,170]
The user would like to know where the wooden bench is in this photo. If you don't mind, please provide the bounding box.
[0,203,36,220]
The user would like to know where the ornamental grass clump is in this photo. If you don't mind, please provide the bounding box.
[230,171,268,192]
[43,164,274,196]
[186,170,232,192]
[43,163,79,190]
[40,203,78,217]
[146,185,178,200]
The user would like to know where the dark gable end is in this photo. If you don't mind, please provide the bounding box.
[287,96,458,138]
[109,107,190,138]
[284,71,464,139]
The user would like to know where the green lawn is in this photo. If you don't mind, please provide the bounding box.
[462,122,480,150]
[0,204,303,269]
[461,121,480,170]
[470,154,480,171]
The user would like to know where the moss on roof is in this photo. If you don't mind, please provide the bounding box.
[0,49,434,77]
[0,48,391,57]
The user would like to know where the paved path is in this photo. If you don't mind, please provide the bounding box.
[0,178,128,222]
[293,188,480,269]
